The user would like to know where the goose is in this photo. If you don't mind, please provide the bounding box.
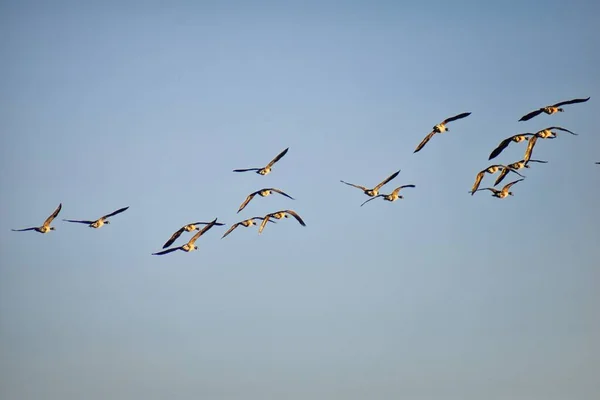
[360,184,416,206]
[233,147,289,176]
[221,217,276,239]
[162,220,226,249]
[494,159,547,186]
[518,97,590,121]
[470,178,524,198]
[237,188,295,213]
[340,169,401,197]
[414,112,472,153]
[534,126,577,139]
[12,203,62,234]
[471,165,525,194]
[488,133,536,160]
[258,209,306,234]
[152,218,218,255]
[63,206,129,228]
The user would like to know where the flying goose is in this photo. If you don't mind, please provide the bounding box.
[414,112,472,153]
[233,147,289,176]
[152,218,218,255]
[63,206,129,228]
[488,133,536,160]
[12,203,62,234]
[258,209,306,234]
[471,165,525,194]
[237,188,295,213]
[533,126,577,139]
[470,178,524,198]
[162,221,226,249]
[518,97,590,121]
[340,169,401,197]
[221,217,276,239]
[360,185,416,206]
[494,159,547,186]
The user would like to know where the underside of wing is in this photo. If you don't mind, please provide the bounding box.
[414,131,436,153]
[553,97,590,107]
[444,112,471,123]
[519,108,543,122]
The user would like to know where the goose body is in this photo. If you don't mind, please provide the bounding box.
[258,209,306,234]
[63,206,129,228]
[12,203,62,234]
[233,147,289,176]
[341,169,401,197]
[470,179,524,198]
[519,97,590,122]
[360,185,416,206]
[414,112,471,153]
[237,188,295,213]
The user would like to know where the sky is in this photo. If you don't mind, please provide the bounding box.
[0,0,599,399]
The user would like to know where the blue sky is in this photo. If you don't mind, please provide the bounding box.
[1,1,598,399]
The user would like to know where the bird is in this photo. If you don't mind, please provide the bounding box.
[152,218,218,255]
[237,188,295,213]
[233,147,289,176]
[63,206,129,228]
[518,97,590,121]
[360,185,416,206]
[414,112,472,153]
[494,159,547,186]
[488,133,536,160]
[258,209,306,234]
[470,179,524,198]
[221,217,276,239]
[161,221,226,249]
[340,169,401,197]
[12,203,62,234]
[533,126,577,139]
[471,165,525,194]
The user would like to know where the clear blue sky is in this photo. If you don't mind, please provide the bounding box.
[1,1,599,399]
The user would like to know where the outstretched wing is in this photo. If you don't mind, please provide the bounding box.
[284,210,306,227]
[221,222,241,239]
[360,195,384,207]
[374,170,401,191]
[340,180,368,191]
[523,135,539,161]
[470,187,495,195]
[62,219,95,224]
[266,147,289,168]
[443,112,471,124]
[237,191,258,213]
[503,178,524,191]
[233,168,260,173]
[493,168,510,186]
[471,171,486,194]
[43,203,62,226]
[519,108,544,122]
[545,126,577,135]
[189,218,218,244]
[152,247,182,256]
[392,184,416,196]
[190,221,225,226]
[162,226,186,249]
[11,227,37,232]
[269,188,295,200]
[102,206,129,219]
[552,97,590,107]
[258,216,273,234]
[414,131,436,153]
[527,159,548,164]
[488,135,529,160]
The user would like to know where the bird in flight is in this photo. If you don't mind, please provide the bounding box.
[63,206,129,228]
[488,133,537,160]
[161,220,226,249]
[237,188,294,213]
[414,112,471,153]
[152,218,218,255]
[471,165,524,194]
[221,217,276,239]
[12,203,62,234]
[494,159,547,186]
[470,179,524,198]
[518,97,590,122]
[233,147,289,176]
[341,169,401,197]
[258,209,306,234]
[533,126,577,139]
[360,184,416,206]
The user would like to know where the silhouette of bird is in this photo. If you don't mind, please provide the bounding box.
[233,147,289,176]
[518,97,590,121]
[162,221,226,249]
[494,159,547,186]
[360,185,416,206]
[470,179,524,198]
[12,203,62,234]
[152,218,218,255]
[258,210,306,234]
[63,206,129,228]
[237,188,294,213]
[341,169,401,197]
[221,217,276,239]
[471,165,524,194]
[414,112,471,153]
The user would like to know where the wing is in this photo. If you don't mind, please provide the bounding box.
[62,219,95,224]
[269,188,295,200]
[443,112,472,124]
[392,184,416,195]
[552,97,590,107]
[266,147,289,168]
[470,187,494,195]
[233,168,260,172]
[237,191,258,213]
[523,135,539,161]
[493,168,510,187]
[374,169,401,191]
[503,178,524,191]
[340,180,367,191]
[414,131,436,153]
[162,227,186,249]
[190,221,225,226]
[152,247,182,256]
[221,222,241,239]
[488,136,521,160]
[189,218,218,244]
[545,126,577,135]
[11,227,37,232]
[258,216,273,234]
[284,210,306,226]
[505,167,526,178]
[360,195,383,207]
[471,171,486,194]
[102,206,129,219]
[527,159,548,164]
[518,108,544,122]
[43,203,62,226]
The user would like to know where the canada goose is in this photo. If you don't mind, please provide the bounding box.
[471,165,525,194]
[340,169,401,197]
[414,112,472,153]
[233,147,289,176]
[360,185,416,206]
[12,203,62,234]
[470,178,524,198]
[221,217,276,239]
[258,209,306,234]
[63,206,129,228]
[237,188,295,213]
[488,133,536,160]
[152,218,218,255]
[494,159,546,186]
[162,221,226,249]
[533,126,577,139]
[518,97,590,121]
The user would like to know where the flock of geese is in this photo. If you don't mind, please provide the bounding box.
[11,96,596,256]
